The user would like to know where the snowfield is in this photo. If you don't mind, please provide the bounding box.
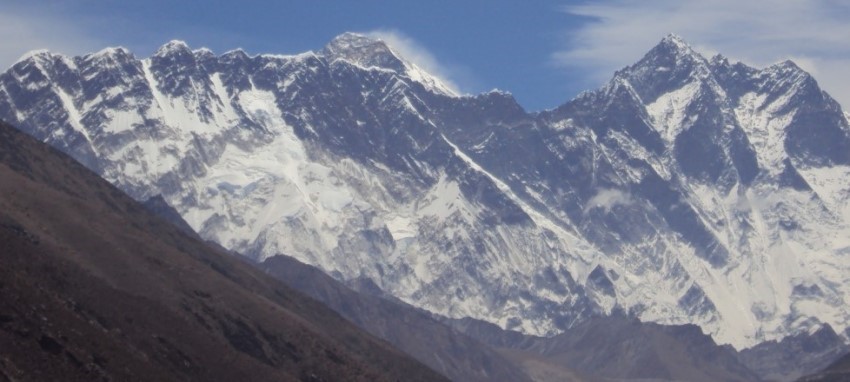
[3,33,850,349]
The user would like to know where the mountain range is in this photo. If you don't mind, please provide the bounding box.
[2,32,850,353]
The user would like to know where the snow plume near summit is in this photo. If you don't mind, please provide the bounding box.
[5,32,850,350]
[364,29,466,95]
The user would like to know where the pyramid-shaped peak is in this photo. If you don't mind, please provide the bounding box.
[14,49,52,65]
[773,59,804,71]
[219,48,250,63]
[154,40,191,57]
[609,34,716,102]
[661,33,688,45]
[193,47,214,56]
[764,59,815,84]
[324,32,389,58]
[655,34,701,56]
[626,33,709,75]
[322,32,404,72]
[328,32,382,48]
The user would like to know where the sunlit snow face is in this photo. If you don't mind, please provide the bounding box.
[4,33,850,350]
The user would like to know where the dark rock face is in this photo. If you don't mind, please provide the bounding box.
[0,121,447,382]
[2,33,850,351]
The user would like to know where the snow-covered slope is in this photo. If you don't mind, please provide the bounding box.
[531,35,850,347]
[2,33,850,349]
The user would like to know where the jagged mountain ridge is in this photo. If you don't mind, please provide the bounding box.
[2,33,850,349]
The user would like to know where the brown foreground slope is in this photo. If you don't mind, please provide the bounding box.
[0,120,447,381]
[800,351,850,382]
[448,316,759,382]
[261,255,540,382]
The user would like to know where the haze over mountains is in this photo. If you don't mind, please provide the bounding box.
[2,30,850,359]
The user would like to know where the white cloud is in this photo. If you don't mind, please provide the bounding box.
[555,0,850,108]
[0,6,103,70]
[365,29,471,94]
[584,188,634,214]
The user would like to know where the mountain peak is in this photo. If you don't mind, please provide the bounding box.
[14,49,52,65]
[660,33,688,46]
[621,34,708,75]
[328,32,380,48]
[193,47,214,57]
[154,40,191,57]
[93,46,129,56]
[763,59,817,90]
[322,32,458,96]
[80,47,133,68]
[86,46,131,62]
[611,34,713,101]
[654,33,702,59]
[322,32,405,72]
[772,59,804,72]
[7,32,849,354]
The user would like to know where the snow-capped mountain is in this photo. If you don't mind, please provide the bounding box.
[2,33,849,349]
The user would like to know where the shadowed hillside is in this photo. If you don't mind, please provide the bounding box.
[261,255,544,382]
[0,121,446,381]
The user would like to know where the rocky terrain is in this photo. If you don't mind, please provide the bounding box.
[2,32,850,351]
[0,120,445,381]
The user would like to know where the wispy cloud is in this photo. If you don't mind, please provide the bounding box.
[584,188,634,214]
[365,29,475,95]
[554,0,850,108]
[0,5,103,69]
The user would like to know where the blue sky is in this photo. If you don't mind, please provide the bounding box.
[2,1,849,111]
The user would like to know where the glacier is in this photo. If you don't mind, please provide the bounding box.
[2,33,850,349]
